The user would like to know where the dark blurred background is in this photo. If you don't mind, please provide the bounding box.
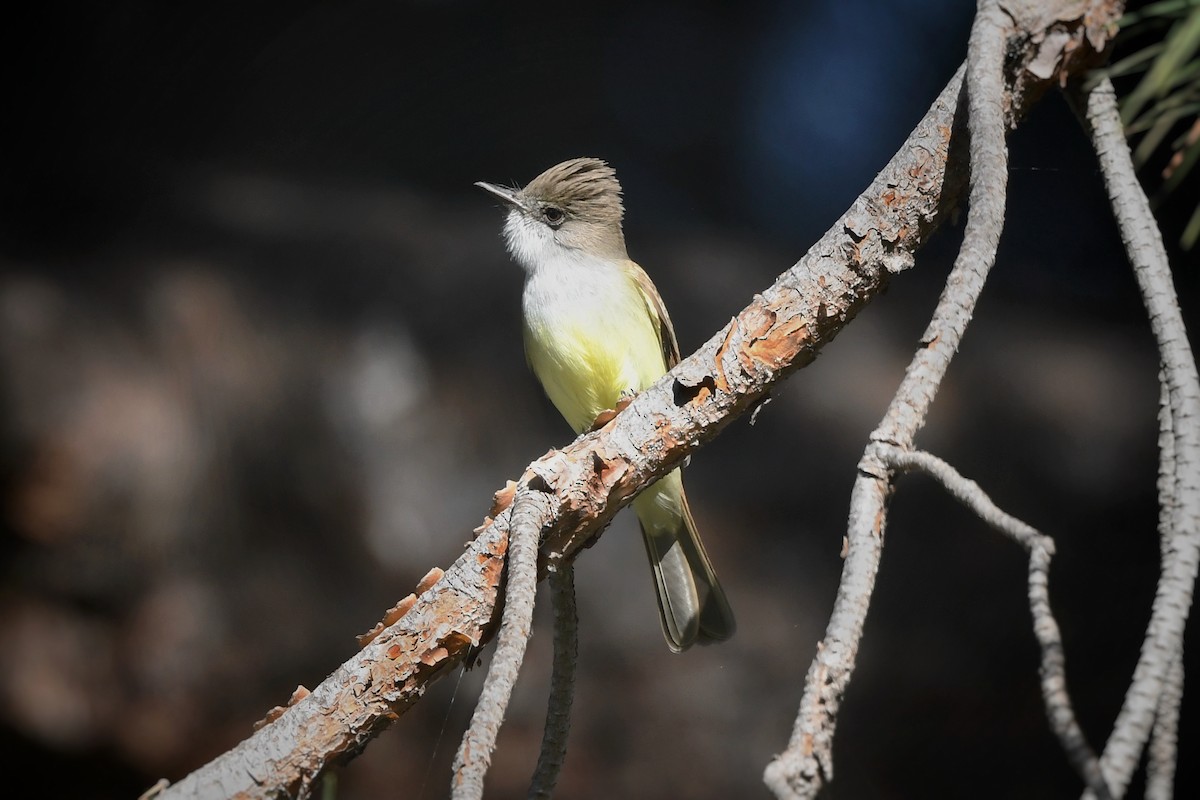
[1,1,1195,798]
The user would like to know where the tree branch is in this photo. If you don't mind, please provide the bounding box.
[1146,655,1184,800]
[1147,379,1184,800]
[1075,76,1200,800]
[762,3,1132,796]
[885,448,1049,551]
[882,448,1110,798]
[1027,541,1114,800]
[152,2,1121,797]
[451,486,546,799]
[764,0,1012,793]
[527,566,579,799]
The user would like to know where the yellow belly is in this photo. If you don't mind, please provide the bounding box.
[523,300,666,434]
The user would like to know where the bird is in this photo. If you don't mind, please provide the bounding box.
[476,157,735,652]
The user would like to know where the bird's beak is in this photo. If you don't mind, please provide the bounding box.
[475,181,527,211]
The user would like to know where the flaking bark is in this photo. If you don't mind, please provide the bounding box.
[152,2,1121,797]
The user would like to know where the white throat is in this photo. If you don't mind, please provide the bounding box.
[502,210,573,274]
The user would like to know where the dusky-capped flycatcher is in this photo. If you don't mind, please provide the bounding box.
[476,157,735,652]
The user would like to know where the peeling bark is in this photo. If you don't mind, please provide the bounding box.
[153,2,1121,797]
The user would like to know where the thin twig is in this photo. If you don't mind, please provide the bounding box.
[886,447,1110,798]
[451,487,546,800]
[1027,546,1114,800]
[884,448,1049,552]
[148,4,1121,795]
[763,3,1011,797]
[1076,77,1200,800]
[528,566,579,799]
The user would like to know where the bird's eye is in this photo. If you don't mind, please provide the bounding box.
[543,206,565,226]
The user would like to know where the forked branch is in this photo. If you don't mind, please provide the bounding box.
[150,3,1120,797]
[888,448,1110,799]
[765,0,1012,793]
[451,487,546,799]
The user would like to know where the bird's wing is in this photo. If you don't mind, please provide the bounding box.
[623,259,681,369]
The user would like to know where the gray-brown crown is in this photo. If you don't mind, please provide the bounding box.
[522,157,625,228]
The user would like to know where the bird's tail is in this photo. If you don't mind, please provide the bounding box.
[633,469,735,652]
